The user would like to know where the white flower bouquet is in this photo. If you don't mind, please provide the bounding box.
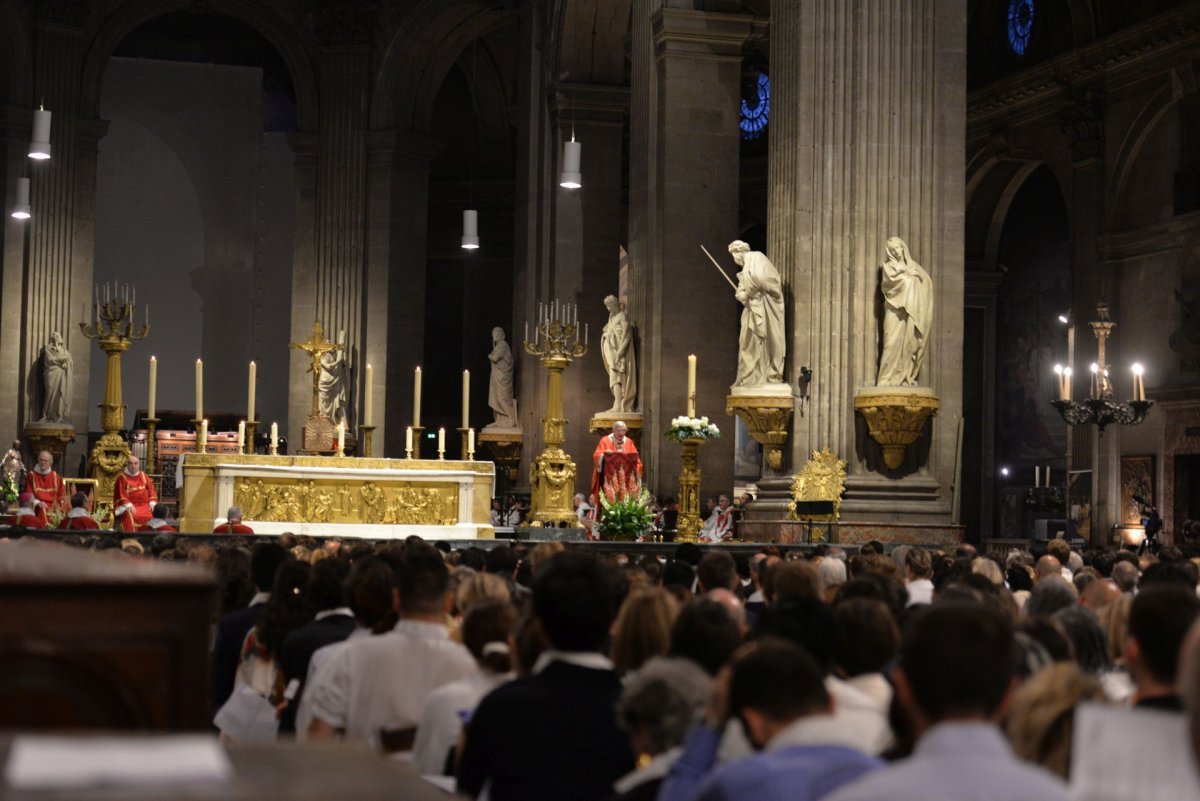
[664,415,721,443]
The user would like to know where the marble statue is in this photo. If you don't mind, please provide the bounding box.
[39,332,73,423]
[877,236,932,387]
[729,241,786,387]
[600,295,637,412]
[318,330,350,426]
[488,327,519,427]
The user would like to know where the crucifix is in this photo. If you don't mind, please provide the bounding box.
[290,320,342,417]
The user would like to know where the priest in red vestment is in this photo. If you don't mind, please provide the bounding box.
[591,420,643,501]
[138,504,177,533]
[15,493,42,528]
[212,505,254,535]
[24,450,67,527]
[113,454,157,532]
[59,492,100,530]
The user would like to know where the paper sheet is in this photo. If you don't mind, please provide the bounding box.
[213,683,281,743]
[1070,702,1200,801]
[5,734,233,790]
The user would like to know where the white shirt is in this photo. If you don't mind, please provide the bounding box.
[307,619,475,747]
[411,669,512,774]
[906,578,934,606]
[826,675,893,755]
[294,626,371,739]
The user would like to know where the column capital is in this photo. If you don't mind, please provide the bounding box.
[653,8,752,61]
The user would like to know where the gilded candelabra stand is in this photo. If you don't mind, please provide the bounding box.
[80,285,149,503]
[524,300,587,527]
[675,436,705,542]
[1050,301,1152,432]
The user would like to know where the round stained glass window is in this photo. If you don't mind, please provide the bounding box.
[740,72,770,140]
[1007,0,1035,55]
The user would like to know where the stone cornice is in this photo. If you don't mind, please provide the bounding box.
[653,8,752,62]
[1099,210,1200,262]
[968,5,1200,131]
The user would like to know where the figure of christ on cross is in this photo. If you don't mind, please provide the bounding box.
[290,320,343,417]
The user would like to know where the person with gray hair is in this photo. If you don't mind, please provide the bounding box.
[214,505,255,535]
[1023,577,1077,619]
[1111,561,1139,593]
[614,656,712,800]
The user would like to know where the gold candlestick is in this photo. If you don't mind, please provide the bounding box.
[80,287,149,502]
[409,426,425,459]
[524,300,588,527]
[358,425,375,458]
[245,420,258,455]
[675,436,705,542]
[192,419,207,455]
[457,427,471,460]
[143,417,160,474]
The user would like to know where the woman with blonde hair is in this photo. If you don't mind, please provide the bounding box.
[611,587,679,676]
[1007,662,1106,778]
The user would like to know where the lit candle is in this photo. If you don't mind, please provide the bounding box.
[247,361,256,422]
[237,420,245,450]
[1053,364,1065,401]
[148,356,157,419]
[413,366,422,428]
[438,426,445,457]
[406,426,413,454]
[270,422,278,452]
[1089,363,1099,398]
[1063,367,1072,402]
[364,363,374,427]
[687,354,697,417]
[195,359,204,420]
[462,369,470,429]
[468,427,475,458]
[1132,363,1145,402]
[337,422,345,453]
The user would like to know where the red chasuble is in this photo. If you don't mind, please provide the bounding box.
[59,512,100,530]
[24,469,67,527]
[113,470,157,532]
[213,522,255,535]
[591,434,643,501]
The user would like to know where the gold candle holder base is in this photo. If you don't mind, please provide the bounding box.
[245,420,258,455]
[675,435,706,543]
[458,427,471,460]
[358,425,375,458]
[144,417,160,474]
[192,418,207,455]
[409,426,425,459]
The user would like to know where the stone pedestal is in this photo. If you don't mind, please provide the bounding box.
[854,387,941,471]
[588,412,643,449]
[22,422,76,466]
[726,385,794,473]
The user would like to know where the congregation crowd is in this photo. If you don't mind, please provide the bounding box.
[9,528,1200,800]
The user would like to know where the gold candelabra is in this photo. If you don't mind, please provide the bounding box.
[524,300,588,527]
[80,284,149,502]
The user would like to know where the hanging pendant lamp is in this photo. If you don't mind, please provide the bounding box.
[11,177,31,219]
[28,106,51,160]
[559,136,582,189]
[461,209,480,250]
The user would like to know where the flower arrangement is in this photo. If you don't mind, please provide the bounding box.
[664,415,721,443]
[598,466,655,541]
[1,475,18,508]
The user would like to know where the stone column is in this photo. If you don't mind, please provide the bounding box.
[770,0,966,524]
[1060,89,1112,543]
[287,41,370,447]
[630,8,750,499]
[553,83,629,486]
[0,105,31,443]
[364,129,441,456]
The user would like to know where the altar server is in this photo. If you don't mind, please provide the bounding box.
[59,492,100,531]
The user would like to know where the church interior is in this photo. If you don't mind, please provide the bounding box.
[2,0,1200,794]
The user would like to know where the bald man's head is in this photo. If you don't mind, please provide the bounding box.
[1035,554,1062,580]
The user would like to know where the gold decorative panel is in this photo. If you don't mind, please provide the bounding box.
[234,478,459,526]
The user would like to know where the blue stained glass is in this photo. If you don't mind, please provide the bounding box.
[740,72,769,140]
[1007,0,1034,55]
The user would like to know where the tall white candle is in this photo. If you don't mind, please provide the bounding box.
[148,356,157,419]
[237,420,245,450]
[1063,367,1072,401]
[406,426,413,454]
[247,361,256,422]
[413,366,422,427]
[337,422,345,453]
[195,359,204,420]
[364,363,374,427]
[468,427,475,458]
[438,427,445,456]
[687,354,697,417]
[462,369,470,429]
[270,422,278,452]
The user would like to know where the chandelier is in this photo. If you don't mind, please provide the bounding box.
[1050,301,1152,432]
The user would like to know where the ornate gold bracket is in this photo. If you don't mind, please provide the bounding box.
[789,447,847,522]
[529,445,579,527]
[853,387,940,470]
[725,393,794,473]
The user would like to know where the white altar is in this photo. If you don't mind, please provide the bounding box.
[178,454,495,539]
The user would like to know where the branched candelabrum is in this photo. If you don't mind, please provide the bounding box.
[522,300,587,526]
[80,284,150,500]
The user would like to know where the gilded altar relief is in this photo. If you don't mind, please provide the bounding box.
[234,477,458,525]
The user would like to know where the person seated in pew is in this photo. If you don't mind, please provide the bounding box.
[59,492,100,530]
[139,503,177,533]
[214,506,255,535]
[14,492,42,528]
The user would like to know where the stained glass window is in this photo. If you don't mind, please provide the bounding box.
[1007,0,1035,56]
[740,72,770,140]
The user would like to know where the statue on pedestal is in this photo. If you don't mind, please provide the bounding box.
[487,327,519,428]
[600,295,637,413]
[729,241,786,388]
[877,236,933,387]
[319,330,350,427]
[38,332,73,423]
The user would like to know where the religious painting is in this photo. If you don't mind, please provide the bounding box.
[1120,456,1155,526]
[733,417,762,481]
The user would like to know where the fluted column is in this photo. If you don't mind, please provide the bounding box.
[770,0,965,522]
[288,44,369,445]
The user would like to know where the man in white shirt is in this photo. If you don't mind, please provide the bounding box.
[904,547,935,606]
[307,545,475,748]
